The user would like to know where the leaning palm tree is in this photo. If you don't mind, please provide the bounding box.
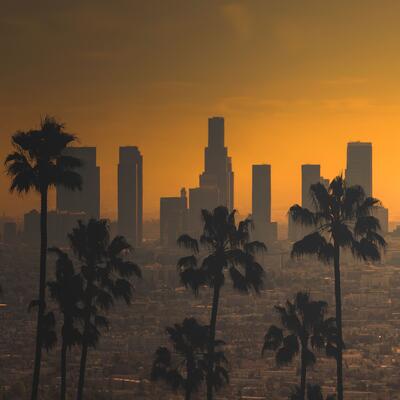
[4,116,82,400]
[151,318,228,400]
[177,206,265,400]
[47,248,83,400]
[68,219,141,400]
[263,292,338,400]
[289,176,386,400]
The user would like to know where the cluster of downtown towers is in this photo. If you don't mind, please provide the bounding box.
[22,116,387,248]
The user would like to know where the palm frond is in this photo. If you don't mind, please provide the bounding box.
[289,205,316,227]
[291,232,334,264]
[177,234,199,253]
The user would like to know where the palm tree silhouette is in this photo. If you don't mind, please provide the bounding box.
[177,206,265,400]
[151,318,228,400]
[263,292,338,400]
[47,248,84,400]
[289,176,386,400]
[4,116,82,400]
[67,219,141,400]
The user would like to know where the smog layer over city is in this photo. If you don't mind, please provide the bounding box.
[2,1,400,400]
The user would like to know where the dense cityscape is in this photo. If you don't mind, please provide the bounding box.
[3,2,400,400]
[0,115,399,400]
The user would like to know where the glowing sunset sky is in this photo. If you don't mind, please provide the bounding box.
[2,0,400,221]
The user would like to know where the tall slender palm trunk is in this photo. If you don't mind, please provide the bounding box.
[77,341,88,400]
[185,355,194,400]
[333,243,344,400]
[31,188,48,400]
[60,337,67,400]
[207,284,221,400]
[300,347,307,400]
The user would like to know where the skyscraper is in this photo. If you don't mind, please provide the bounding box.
[56,147,100,219]
[289,164,322,242]
[118,146,143,247]
[345,142,372,196]
[188,117,234,236]
[252,165,271,225]
[252,164,277,243]
[160,188,188,247]
[199,117,234,210]
[302,164,321,210]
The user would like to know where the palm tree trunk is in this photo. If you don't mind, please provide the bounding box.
[76,341,88,400]
[300,347,307,400]
[77,314,90,400]
[185,355,194,400]
[31,187,48,400]
[61,336,67,400]
[333,243,344,400]
[207,283,221,400]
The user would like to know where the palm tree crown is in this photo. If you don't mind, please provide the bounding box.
[151,318,228,400]
[5,116,82,194]
[177,206,266,294]
[263,292,338,400]
[289,176,386,263]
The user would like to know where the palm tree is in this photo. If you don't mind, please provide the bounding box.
[151,318,228,400]
[289,176,386,400]
[47,248,84,400]
[4,116,82,400]
[177,206,265,400]
[67,219,141,400]
[263,292,338,400]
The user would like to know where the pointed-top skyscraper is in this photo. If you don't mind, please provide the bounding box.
[199,117,234,210]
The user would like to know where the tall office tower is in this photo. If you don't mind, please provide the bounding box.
[252,165,277,243]
[56,147,100,219]
[252,165,271,225]
[160,188,188,247]
[289,164,322,242]
[189,186,219,237]
[118,147,143,247]
[345,142,372,196]
[199,117,234,210]
[302,164,321,210]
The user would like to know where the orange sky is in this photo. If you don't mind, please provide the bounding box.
[2,1,400,222]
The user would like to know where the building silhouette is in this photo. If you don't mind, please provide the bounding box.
[199,117,234,210]
[187,117,234,237]
[118,146,143,247]
[251,164,277,243]
[301,164,321,210]
[56,147,100,219]
[160,188,187,247]
[189,186,219,236]
[345,142,372,196]
[288,164,325,241]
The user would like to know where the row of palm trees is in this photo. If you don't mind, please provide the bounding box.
[47,220,141,400]
[5,117,141,400]
[5,117,386,399]
[152,178,386,399]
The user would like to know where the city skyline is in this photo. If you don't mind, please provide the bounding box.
[3,2,400,221]
[0,120,391,224]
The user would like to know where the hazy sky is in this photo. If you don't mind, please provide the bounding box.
[2,0,400,221]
